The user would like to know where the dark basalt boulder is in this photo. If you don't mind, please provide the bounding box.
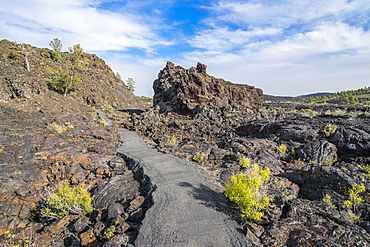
[153,61,263,115]
[295,140,337,164]
[262,198,370,246]
[92,174,139,209]
[329,127,370,161]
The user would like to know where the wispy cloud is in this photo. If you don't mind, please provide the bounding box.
[189,27,282,51]
[181,0,370,95]
[211,0,370,28]
[0,0,167,51]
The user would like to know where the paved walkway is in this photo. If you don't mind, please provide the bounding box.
[117,128,251,247]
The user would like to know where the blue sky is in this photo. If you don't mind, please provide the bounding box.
[1,0,369,96]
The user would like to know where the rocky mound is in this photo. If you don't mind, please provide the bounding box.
[0,39,144,114]
[153,61,263,114]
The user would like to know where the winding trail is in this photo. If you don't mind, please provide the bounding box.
[117,128,251,247]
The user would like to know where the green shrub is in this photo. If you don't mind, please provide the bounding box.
[41,180,94,217]
[344,183,366,221]
[225,163,273,221]
[323,125,338,137]
[2,229,37,247]
[346,183,365,206]
[49,38,63,62]
[47,122,74,133]
[281,188,294,201]
[165,134,178,146]
[104,226,116,239]
[99,118,107,126]
[48,122,67,133]
[325,109,347,116]
[322,194,337,209]
[126,78,136,92]
[300,108,317,118]
[192,152,207,164]
[278,144,287,155]
[363,165,370,180]
[239,157,251,168]
[322,159,337,166]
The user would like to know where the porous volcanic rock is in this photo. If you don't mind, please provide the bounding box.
[153,61,263,114]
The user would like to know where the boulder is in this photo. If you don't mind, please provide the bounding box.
[296,140,337,164]
[329,127,370,161]
[262,198,370,246]
[153,62,263,115]
[108,202,125,219]
[92,174,139,209]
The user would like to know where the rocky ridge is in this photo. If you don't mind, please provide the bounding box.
[0,39,144,114]
[153,61,263,115]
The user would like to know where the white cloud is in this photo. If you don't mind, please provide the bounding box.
[0,0,164,51]
[98,52,166,96]
[260,22,370,58]
[212,0,370,28]
[189,27,281,51]
[180,0,370,96]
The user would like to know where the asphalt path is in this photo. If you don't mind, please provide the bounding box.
[117,128,252,247]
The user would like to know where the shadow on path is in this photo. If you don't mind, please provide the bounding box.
[178,182,240,220]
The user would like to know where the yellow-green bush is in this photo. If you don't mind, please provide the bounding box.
[345,183,365,207]
[323,125,338,137]
[3,229,37,247]
[225,163,273,221]
[278,144,287,155]
[363,165,370,180]
[41,180,94,217]
[104,226,116,239]
[300,108,317,118]
[192,152,207,164]
[344,183,366,221]
[48,122,66,133]
[165,134,178,146]
[322,194,337,209]
[99,118,107,126]
[239,157,251,168]
[47,122,74,134]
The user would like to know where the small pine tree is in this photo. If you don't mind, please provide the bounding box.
[49,38,63,62]
[46,42,89,96]
[115,72,122,81]
[126,78,136,92]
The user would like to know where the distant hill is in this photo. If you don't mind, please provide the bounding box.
[299,92,332,98]
[264,88,370,106]
[304,87,370,105]
[263,92,332,102]
[263,95,296,102]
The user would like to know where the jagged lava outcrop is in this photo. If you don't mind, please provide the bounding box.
[153,61,263,114]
